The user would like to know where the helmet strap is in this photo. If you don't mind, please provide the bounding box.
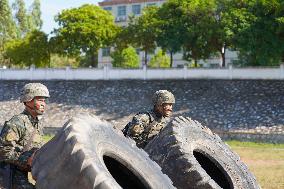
[34,98,43,115]
[24,99,43,117]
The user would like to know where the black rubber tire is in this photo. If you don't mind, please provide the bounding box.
[144,116,260,189]
[32,115,175,189]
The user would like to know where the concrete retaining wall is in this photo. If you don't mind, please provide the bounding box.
[1,80,283,143]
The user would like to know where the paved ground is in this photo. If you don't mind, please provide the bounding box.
[0,80,283,135]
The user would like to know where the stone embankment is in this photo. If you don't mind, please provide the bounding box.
[0,80,283,143]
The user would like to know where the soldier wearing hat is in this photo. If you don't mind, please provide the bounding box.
[123,90,175,148]
[0,83,50,189]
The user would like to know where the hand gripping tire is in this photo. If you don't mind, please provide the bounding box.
[144,116,260,189]
[32,115,175,189]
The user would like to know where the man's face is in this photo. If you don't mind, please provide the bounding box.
[157,103,173,117]
[26,96,47,115]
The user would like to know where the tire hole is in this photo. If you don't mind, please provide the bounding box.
[193,151,233,189]
[103,155,149,189]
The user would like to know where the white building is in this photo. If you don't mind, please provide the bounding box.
[98,0,237,68]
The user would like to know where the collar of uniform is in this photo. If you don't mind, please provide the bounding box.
[151,109,163,120]
[22,109,39,126]
[151,109,171,123]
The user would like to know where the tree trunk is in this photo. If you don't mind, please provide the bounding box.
[220,45,226,67]
[194,59,197,67]
[170,51,173,68]
[91,50,98,67]
[144,50,148,66]
[48,48,51,68]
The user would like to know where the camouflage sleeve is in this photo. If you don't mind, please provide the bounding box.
[125,113,150,143]
[0,118,31,170]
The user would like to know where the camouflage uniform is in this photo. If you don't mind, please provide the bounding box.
[0,110,44,189]
[123,90,175,148]
[124,110,170,148]
[0,83,49,189]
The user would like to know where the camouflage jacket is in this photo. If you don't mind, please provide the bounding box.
[123,110,170,148]
[0,110,44,171]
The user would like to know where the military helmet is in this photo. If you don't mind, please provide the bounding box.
[152,90,175,106]
[20,83,50,102]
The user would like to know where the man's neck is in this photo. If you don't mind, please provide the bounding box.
[153,108,163,118]
[24,107,38,119]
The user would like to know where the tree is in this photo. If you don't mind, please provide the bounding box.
[149,49,170,68]
[112,26,129,51]
[0,0,17,65]
[49,54,79,68]
[28,0,43,30]
[156,1,184,67]
[158,0,218,67]
[206,0,236,67]
[5,30,50,67]
[111,46,139,68]
[181,0,219,66]
[12,0,29,37]
[232,0,284,66]
[276,1,284,62]
[0,0,17,39]
[126,6,160,66]
[53,4,119,67]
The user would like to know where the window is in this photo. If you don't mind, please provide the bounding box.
[132,4,141,15]
[103,7,112,11]
[102,48,111,57]
[117,6,126,16]
[147,3,156,6]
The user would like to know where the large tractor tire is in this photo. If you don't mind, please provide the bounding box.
[144,116,260,189]
[32,115,175,189]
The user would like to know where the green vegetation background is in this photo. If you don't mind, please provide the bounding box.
[1,0,284,68]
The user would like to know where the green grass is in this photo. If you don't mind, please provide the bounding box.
[226,140,284,148]
[227,140,284,189]
[43,135,54,142]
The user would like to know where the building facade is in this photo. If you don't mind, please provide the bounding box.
[98,0,237,68]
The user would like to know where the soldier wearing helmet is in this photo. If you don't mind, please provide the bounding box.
[0,83,50,189]
[122,90,175,148]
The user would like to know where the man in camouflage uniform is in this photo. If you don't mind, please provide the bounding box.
[0,83,50,189]
[123,90,175,148]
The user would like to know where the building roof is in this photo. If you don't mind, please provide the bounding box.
[99,0,165,6]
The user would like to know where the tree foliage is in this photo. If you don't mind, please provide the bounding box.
[112,27,129,51]
[0,0,17,65]
[232,0,284,66]
[149,49,170,68]
[181,0,218,65]
[206,0,236,67]
[1,0,283,68]
[111,46,139,68]
[156,1,184,67]
[29,0,43,30]
[12,0,29,37]
[121,0,284,67]
[53,4,119,67]
[50,54,79,68]
[0,0,17,42]
[126,6,160,66]
[5,30,49,67]
[154,0,221,66]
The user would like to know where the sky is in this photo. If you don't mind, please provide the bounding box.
[23,0,101,34]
